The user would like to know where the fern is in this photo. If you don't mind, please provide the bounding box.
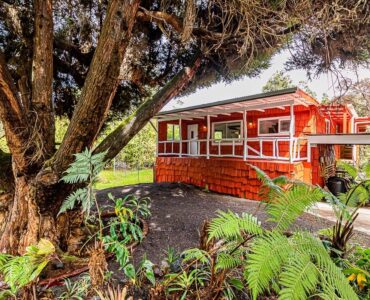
[216,252,243,271]
[208,210,263,241]
[0,239,55,293]
[246,231,358,300]
[337,160,358,179]
[278,254,319,300]
[266,184,324,231]
[246,231,291,299]
[59,148,107,219]
[182,248,210,265]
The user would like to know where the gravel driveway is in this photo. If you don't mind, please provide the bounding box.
[97,182,370,265]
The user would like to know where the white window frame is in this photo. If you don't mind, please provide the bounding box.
[211,120,243,145]
[325,119,330,134]
[166,124,180,141]
[258,116,291,136]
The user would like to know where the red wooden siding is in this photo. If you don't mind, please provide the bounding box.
[155,157,310,200]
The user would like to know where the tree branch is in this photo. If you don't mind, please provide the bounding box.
[53,0,140,174]
[0,53,29,170]
[94,54,202,161]
[31,0,55,158]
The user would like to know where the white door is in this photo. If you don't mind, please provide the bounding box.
[187,124,198,155]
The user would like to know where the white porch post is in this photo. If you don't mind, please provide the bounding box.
[243,110,247,161]
[207,115,210,159]
[179,118,182,157]
[156,119,160,157]
[289,103,295,163]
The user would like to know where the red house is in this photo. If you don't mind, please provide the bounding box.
[154,88,370,200]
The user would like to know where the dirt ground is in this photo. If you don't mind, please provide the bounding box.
[97,182,370,267]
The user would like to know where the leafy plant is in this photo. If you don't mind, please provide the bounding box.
[156,165,359,299]
[327,161,370,255]
[58,274,91,300]
[59,148,107,220]
[95,285,128,300]
[0,239,56,293]
[344,247,370,298]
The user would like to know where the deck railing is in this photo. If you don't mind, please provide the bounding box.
[157,137,309,162]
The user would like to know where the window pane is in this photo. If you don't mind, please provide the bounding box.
[166,124,173,140]
[214,124,226,140]
[259,119,278,134]
[226,122,241,138]
[280,120,290,133]
[173,125,180,140]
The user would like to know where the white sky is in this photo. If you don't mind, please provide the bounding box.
[163,50,370,111]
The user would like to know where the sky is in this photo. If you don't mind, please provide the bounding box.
[163,50,370,111]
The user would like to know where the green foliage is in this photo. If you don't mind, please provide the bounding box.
[344,247,370,298]
[246,231,358,300]
[0,239,55,293]
[58,274,91,300]
[59,148,107,219]
[262,71,294,92]
[208,210,263,241]
[266,184,325,231]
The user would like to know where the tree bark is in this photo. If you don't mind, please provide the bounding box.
[95,55,202,161]
[54,0,140,174]
[31,0,55,159]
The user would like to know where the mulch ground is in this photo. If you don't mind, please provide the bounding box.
[97,182,370,268]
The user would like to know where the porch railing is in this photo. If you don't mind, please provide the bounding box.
[157,137,309,162]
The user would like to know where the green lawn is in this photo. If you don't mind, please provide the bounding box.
[95,168,153,190]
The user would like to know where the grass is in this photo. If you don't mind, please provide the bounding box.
[95,168,154,190]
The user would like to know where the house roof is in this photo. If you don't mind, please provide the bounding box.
[156,87,319,119]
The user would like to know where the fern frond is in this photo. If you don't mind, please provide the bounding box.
[266,185,324,231]
[182,248,210,264]
[58,187,89,215]
[278,254,319,300]
[207,210,263,241]
[246,231,291,300]
[216,252,243,271]
[363,163,370,178]
[337,160,358,178]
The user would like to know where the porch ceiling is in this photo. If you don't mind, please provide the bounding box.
[156,87,317,120]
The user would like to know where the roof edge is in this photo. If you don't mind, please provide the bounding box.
[157,87,299,116]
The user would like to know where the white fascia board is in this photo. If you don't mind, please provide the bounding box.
[307,134,370,145]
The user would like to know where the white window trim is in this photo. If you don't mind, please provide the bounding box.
[258,116,291,136]
[211,120,243,145]
[325,119,330,134]
[166,124,180,141]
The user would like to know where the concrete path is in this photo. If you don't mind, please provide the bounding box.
[308,202,370,235]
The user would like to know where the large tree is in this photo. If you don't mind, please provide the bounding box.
[0,0,369,254]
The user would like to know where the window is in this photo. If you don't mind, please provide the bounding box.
[212,121,242,144]
[258,117,291,136]
[167,124,180,141]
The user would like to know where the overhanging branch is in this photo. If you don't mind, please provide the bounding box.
[94,54,202,161]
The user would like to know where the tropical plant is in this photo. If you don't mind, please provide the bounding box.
[58,274,91,300]
[326,161,370,255]
[157,165,358,300]
[0,239,56,294]
[344,247,370,299]
[59,148,107,221]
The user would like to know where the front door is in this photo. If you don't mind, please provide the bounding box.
[187,124,198,155]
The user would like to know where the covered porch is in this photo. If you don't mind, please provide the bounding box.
[155,88,316,163]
